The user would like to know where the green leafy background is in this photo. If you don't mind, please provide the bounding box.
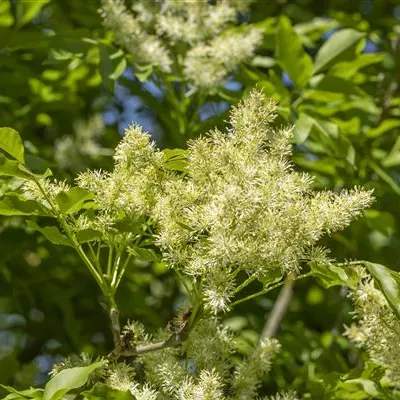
[1,0,400,398]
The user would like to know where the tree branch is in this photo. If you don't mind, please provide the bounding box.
[110,317,189,360]
[260,281,293,342]
[109,307,121,350]
[119,331,182,357]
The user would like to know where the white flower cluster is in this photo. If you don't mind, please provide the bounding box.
[107,362,158,400]
[141,318,281,399]
[77,124,168,217]
[23,178,70,211]
[153,90,373,312]
[101,0,172,73]
[75,89,373,313]
[101,0,262,88]
[184,29,263,88]
[266,391,299,400]
[54,115,112,172]
[346,267,400,389]
[232,338,281,398]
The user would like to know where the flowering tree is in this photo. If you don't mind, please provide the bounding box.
[1,0,400,399]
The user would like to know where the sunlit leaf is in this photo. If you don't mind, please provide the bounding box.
[0,155,32,179]
[335,378,382,399]
[26,221,73,247]
[364,262,400,320]
[314,29,365,74]
[310,263,357,289]
[330,53,384,79]
[128,246,161,262]
[55,187,94,214]
[1,384,43,399]
[0,194,50,216]
[43,361,105,400]
[109,57,127,80]
[276,16,313,88]
[369,161,400,196]
[17,0,51,27]
[366,119,400,138]
[163,148,188,172]
[0,127,25,163]
[82,383,134,400]
[383,136,400,168]
[76,229,102,243]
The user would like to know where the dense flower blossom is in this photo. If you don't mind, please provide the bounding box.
[141,318,280,399]
[151,90,373,312]
[23,89,375,399]
[346,267,400,390]
[100,0,262,89]
[33,89,373,313]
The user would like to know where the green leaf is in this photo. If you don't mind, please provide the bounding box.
[366,119,400,138]
[109,57,127,80]
[293,156,337,175]
[0,195,50,216]
[313,75,366,97]
[369,161,400,196]
[25,154,53,175]
[99,45,114,92]
[0,127,25,163]
[0,154,52,180]
[26,221,73,247]
[55,187,94,214]
[128,246,161,262]
[163,148,188,172]
[364,262,400,320]
[293,113,314,143]
[0,155,32,179]
[17,0,50,27]
[43,361,105,400]
[313,29,365,74]
[1,384,43,399]
[334,378,387,399]
[19,163,53,179]
[135,64,154,82]
[330,53,384,79]
[76,229,102,243]
[364,209,395,237]
[294,18,339,42]
[276,16,313,88]
[0,2,14,27]
[81,383,133,400]
[310,263,357,289]
[383,136,400,168]
[293,113,338,144]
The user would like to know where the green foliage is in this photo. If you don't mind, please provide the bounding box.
[276,16,312,88]
[1,0,400,399]
[43,361,105,400]
[1,361,105,400]
[313,29,365,74]
[364,262,400,320]
[0,128,25,163]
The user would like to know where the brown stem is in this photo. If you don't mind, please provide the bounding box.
[109,307,121,350]
[260,281,293,342]
[110,316,189,360]
[120,332,182,357]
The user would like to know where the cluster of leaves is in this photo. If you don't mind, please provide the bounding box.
[1,0,400,399]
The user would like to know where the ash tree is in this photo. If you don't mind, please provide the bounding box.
[1,0,400,399]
